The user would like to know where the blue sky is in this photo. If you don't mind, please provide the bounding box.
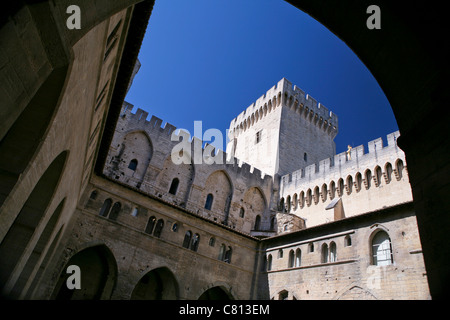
[125,0,398,155]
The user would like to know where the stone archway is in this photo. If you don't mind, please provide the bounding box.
[2,0,446,299]
[201,170,233,223]
[337,286,377,300]
[131,267,179,300]
[198,286,234,300]
[52,244,118,300]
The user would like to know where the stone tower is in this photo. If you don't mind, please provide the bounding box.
[227,78,338,177]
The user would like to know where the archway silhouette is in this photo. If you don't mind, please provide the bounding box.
[0,151,68,297]
[131,267,179,300]
[198,286,234,300]
[52,244,118,300]
[89,0,449,299]
[282,0,450,299]
[10,198,66,299]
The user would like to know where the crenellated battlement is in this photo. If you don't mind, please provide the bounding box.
[229,78,338,137]
[106,80,414,244]
[120,102,177,137]
[107,102,279,234]
[167,126,274,185]
[277,130,412,230]
[280,131,403,192]
[117,103,273,185]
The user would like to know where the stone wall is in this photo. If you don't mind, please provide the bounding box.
[103,103,276,235]
[39,175,260,300]
[259,202,430,300]
[0,2,141,299]
[280,131,413,228]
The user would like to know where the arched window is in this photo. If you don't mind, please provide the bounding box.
[344,235,352,247]
[169,178,179,195]
[321,243,329,263]
[308,242,314,253]
[239,207,245,218]
[395,159,404,180]
[375,166,382,186]
[385,162,393,183]
[346,175,353,194]
[270,216,275,230]
[278,249,283,259]
[209,237,215,247]
[286,195,291,212]
[355,172,362,192]
[288,250,295,268]
[254,215,261,230]
[108,202,121,220]
[128,159,138,171]
[371,230,393,266]
[299,191,305,208]
[338,178,344,197]
[145,216,156,234]
[224,246,232,263]
[329,181,336,200]
[330,242,337,262]
[183,231,192,248]
[314,186,320,204]
[218,244,226,261]
[99,198,112,217]
[131,207,139,217]
[321,184,327,202]
[365,169,372,189]
[267,254,273,271]
[293,193,298,210]
[295,249,301,267]
[306,189,312,206]
[153,219,164,238]
[304,152,307,162]
[90,190,98,199]
[190,233,200,251]
[204,193,213,210]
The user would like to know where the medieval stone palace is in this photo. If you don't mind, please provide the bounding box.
[1,1,441,300]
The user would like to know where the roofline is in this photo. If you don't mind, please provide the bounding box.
[95,0,155,176]
[262,200,415,243]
